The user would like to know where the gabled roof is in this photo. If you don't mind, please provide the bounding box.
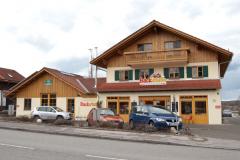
[91,20,233,77]
[7,67,106,96]
[97,79,221,92]
[0,67,25,83]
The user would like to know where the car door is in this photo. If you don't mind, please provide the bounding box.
[38,107,47,119]
[47,107,57,119]
[139,106,150,125]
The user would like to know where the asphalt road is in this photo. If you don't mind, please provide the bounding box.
[0,129,239,160]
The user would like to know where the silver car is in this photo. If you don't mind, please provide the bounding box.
[31,106,71,121]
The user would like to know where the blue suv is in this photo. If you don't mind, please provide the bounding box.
[129,105,183,130]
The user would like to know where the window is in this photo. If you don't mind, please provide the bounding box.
[181,101,192,114]
[135,68,154,80]
[108,102,117,115]
[164,40,181,49]
[137,43,152,51]
[41,94,56,106]
[24,99,31,110]
[49,94,56,106]
[119,102,129,114]
[115,70,133,81]
[187,66,208,78]
[169,67,180,79]
[195,101,207,114]
[67,99,75,113]
[192,66,203,78]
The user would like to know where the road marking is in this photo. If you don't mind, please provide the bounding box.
[85,154,128,160]
[0,143,35,150]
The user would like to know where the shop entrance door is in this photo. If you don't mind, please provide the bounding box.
[107,97,130,122]
[180,96,208,124]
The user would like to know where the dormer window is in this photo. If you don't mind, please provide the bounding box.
[137,43,152,51]
[164,40,181,49]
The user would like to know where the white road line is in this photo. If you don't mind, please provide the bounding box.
[0,143,35,150]
[85,154,128,160]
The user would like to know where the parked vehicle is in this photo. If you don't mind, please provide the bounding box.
[129,105,182,130]
[222,109,232,117]
[31,106,71,121]
[87,108,124,128]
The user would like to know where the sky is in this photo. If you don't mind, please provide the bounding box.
[0,0,239,100]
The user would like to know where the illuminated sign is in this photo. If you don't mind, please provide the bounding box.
[140,73,167,85]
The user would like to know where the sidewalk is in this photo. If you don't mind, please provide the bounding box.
[0,120,239,151]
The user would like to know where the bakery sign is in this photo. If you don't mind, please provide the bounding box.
[140,73,167,85]
[80,102,97,107]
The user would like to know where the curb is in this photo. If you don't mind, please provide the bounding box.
[0,126,239,151]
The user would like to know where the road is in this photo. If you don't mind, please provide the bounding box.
[0,129,239,160]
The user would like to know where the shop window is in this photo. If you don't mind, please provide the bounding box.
[67,99,75,113]
[137,43,152,51]
[181,101,192,114]
[50,94,56,107]
[119,102,129,114]
[41,93,56,106]
[108,102,117,115]
[24,99,31,110]
[41,94,48,106]
[164,40,181,49]
[195,101,207,114]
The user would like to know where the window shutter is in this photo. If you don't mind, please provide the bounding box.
[135,69,140,80]
[149,68,154,76]
[203,66,208,77]
[128,70,133,80]
[187,67,192,78]
[179,67,184,78]
[164,68,169,78]
[115,70,120,81]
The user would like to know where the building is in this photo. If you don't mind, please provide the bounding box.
[7,67,105,119]
[91,20,233,124]
[0,67,24,111]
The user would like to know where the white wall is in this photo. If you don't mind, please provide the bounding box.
[98,90,222,124]
[75,97,98,120]
[107,62,219,83]
[57,97,67,111]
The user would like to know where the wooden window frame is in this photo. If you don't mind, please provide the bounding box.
[67,98,75,114]
[164,40,181,50]
[169,67,180,79]
[24,98,31,111]
[41,93,56,106]
[192,66,204,78]
[107,96,130,115]
[137,43,153,52]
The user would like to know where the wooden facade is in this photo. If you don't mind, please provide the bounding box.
[107,30,218,68]
[16,72,79,98]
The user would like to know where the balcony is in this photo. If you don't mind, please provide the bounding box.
[124,48,189,67]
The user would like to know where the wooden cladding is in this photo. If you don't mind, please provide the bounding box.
[124,48,189,67]
[16,72,79,98]
[107,30,218,68]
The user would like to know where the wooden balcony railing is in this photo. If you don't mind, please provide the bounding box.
[124,48,189,67]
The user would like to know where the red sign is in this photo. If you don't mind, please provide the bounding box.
[215,105,221,109]
[80,102,97,107]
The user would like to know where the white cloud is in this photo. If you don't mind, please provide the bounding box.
[0,0,239,100]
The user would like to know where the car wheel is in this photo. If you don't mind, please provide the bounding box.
[149,121,155,128]
[56,116,64,120]
[129,120,135,129]
[33,116,41,122]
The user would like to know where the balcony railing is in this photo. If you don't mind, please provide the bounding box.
[124,48,189,67]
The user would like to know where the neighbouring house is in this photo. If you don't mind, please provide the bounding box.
[0,67,25,111]
[7,67,105,119]
[91,20,233,124]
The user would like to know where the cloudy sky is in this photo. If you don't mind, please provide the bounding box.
[0,0,239,100]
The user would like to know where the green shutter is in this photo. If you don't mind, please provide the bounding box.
[164,68,169,78]
[187,67,192,78]
[179,67,184,78]
[128,70,133,80]
[115,70,120,81]
[149,68,154,76]
[203,66,208,77]
[135,69,140,80]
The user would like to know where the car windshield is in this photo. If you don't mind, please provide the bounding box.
[99,109,115,116]
[148,107,172,114]
[53,107,63,112]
